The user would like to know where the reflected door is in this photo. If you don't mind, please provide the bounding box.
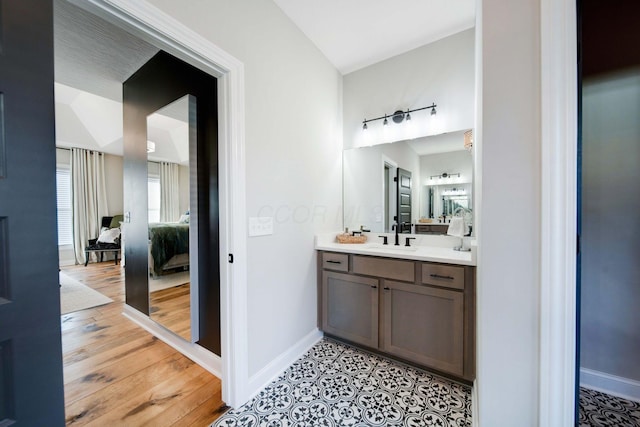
[397,168,412,233]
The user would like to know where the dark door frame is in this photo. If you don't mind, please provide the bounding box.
[123,50,221,354]
[0,1,65,424]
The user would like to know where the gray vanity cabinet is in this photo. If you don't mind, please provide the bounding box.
[381,281,464,376]
[318,251,475,382]
[321,271,379,348]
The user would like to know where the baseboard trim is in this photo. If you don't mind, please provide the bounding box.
[123,305,222,378]
[580,367,640,403]
[246,329,323,403]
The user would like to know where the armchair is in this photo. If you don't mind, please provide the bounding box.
[84,216,122,266]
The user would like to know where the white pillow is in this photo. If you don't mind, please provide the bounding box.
[97,227,120,244]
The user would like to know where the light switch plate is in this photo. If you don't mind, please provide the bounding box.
[248,217,273,236]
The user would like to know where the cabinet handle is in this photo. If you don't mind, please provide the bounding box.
[371,285,377,289]
[383,287,390,290]
[326,260,342,264]
[430,273,455,280]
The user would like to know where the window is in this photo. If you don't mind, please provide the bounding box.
[148,176,160,223]
[56,167,73,246]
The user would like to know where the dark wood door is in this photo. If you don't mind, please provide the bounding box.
[0,0,65,424]
[396,168,412,233]
[123,51,221,355]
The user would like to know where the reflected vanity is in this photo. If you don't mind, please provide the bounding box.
[146,94,198,342]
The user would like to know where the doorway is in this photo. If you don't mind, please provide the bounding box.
[57,0,248,409]
[383,158,397,232]
[576,1,640,422]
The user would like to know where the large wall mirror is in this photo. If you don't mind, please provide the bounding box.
[146,94,198,342]
[343,129,473,234]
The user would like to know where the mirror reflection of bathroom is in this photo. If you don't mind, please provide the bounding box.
[343,129,473,234]
[146,94,197,342]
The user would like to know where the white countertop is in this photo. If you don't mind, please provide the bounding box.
[315,232,476,266]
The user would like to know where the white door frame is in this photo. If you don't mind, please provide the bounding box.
[539,0,578,424]
[70,0,249,407]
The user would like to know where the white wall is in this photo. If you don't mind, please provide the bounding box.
[419,150,473,188]
[343,141,420,232]
[104,154,124,215]
[147,0,343,380]
[581,71,640,383]
[343,146,384,231]
[343,28,475,150]
[476,0,541,424]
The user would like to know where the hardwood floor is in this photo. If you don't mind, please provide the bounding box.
[61,262,226,426]
[150,283,191,341]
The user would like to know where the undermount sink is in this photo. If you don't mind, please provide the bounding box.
[367,244,419,252]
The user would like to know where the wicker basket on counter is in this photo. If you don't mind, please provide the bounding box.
[335,234,367,244]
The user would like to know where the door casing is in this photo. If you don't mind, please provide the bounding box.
[67,0,249,407]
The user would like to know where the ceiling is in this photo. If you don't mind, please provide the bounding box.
[407,130,468,156]
[54,0,159,102]
[273,0,476,74]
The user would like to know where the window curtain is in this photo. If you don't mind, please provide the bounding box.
[159,161,180,222]
[71,148,109,264]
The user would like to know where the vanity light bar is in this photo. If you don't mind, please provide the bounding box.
[362,103,437,130]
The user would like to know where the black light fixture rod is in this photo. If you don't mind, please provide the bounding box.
[362,103,437,125]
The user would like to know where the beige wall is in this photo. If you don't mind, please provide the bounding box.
[104,153,124,215]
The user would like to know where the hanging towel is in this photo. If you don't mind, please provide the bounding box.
[447,217,465,238]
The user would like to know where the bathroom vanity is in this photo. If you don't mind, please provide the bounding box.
[414,223,450,235]
[316,236,476,382]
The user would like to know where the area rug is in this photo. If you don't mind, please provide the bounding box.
[59,271,113,315]
[149,270,190,293]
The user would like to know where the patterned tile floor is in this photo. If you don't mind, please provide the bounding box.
[579,387,640,426]
[213,338,471,427]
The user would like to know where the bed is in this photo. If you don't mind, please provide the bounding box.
[148,222,189,277]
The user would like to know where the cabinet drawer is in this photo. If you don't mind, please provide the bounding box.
[421,263,465,290]
[322,252,349,272]
[353,255,414,282]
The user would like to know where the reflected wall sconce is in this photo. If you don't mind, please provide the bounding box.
[430,172,460,180]
[442,188,467,196]
[362,103,437,130]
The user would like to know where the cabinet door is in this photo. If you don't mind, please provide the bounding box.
[322,271,379,348]
[382,281,464,376]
